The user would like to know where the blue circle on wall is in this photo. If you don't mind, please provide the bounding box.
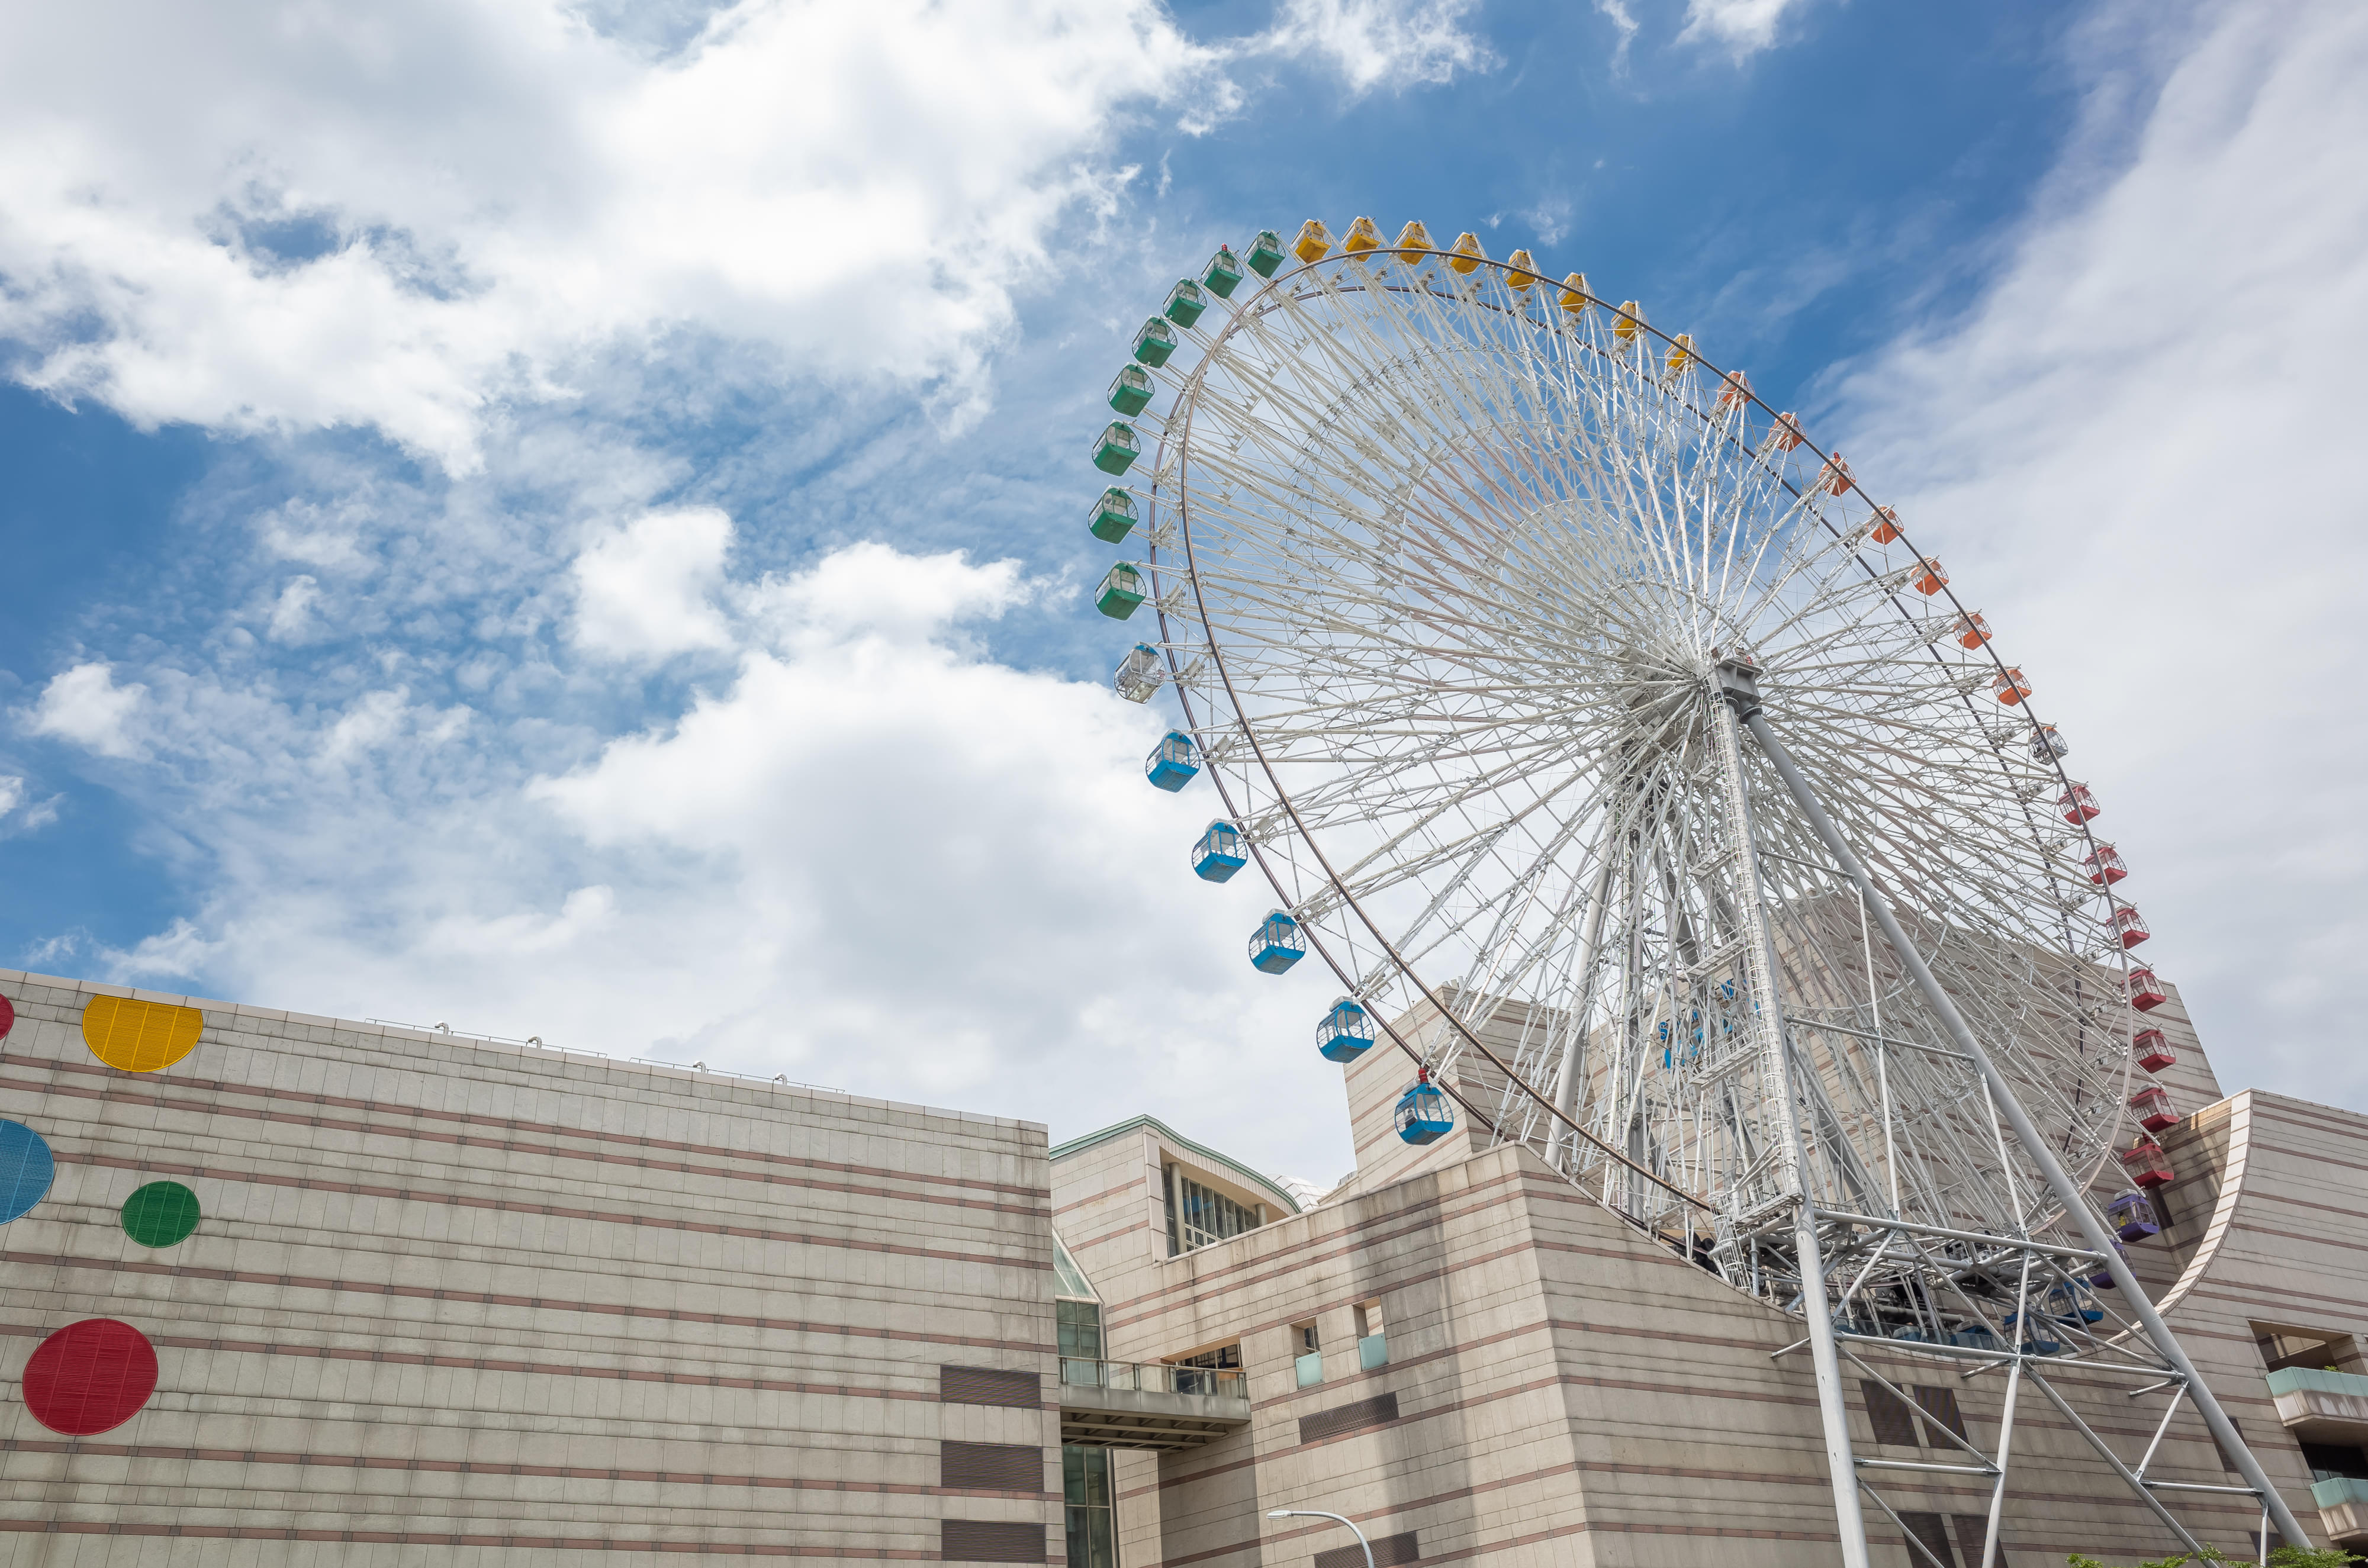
[0,1121,57,1223]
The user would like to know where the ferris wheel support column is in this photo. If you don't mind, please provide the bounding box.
[1720,664,2315,1553]
[1547,858,1616,1155]
[1708,680,1873,1568]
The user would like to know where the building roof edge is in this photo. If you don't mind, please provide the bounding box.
[1049,1113,1302,1215]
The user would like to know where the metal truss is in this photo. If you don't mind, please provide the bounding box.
[1119,238,2308,1559]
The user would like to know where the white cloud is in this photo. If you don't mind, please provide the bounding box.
[1677,0,1807,57]
[28,663,148,758]
[1257,0,1495,92]
[1829,0,2368,1103]
[101,919,223,985]
[59,540,1352,1167]
[0,776,60,835]
[0,0,1231,469]
[571,507,736,659]
[266,575,321,642]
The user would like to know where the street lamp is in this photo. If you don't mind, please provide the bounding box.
[1266,1509,1374,1568]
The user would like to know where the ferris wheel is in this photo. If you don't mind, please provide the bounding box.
[1078,217,2310,1562]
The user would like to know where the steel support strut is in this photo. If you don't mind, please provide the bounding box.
[1716,661,2314,1552]
[1709,681,1873,1568]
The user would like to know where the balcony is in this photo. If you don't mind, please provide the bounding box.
[1058,1359,1251,1450]
[2268,1367,2368,1445]
[2311,1476,2368,1547]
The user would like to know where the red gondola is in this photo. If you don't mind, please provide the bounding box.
[2109,906,2151,948]
[2059,783,2100,824]
[2134,1028,2176,1072]
[2119,1137,2174,1189]
[2130,1084,2180,1133]
[2081,843,2127,885]
[2126,967,2167,1012]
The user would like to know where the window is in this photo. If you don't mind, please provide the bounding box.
[1054,1235,1097,1302]
[2256,1325,2361,1374]
[1860,1381,1968,1450]
[1056,1234,1105,1386]
[1354,1301,1388,1370]
[1172,1342,1241,1396]
[1165,1164,1262,1254]
[1058,1300,1105,1385]
[1063,1445,1118,1568]
[2301,1443,2368,1483]
[1293,1322,1323,1388]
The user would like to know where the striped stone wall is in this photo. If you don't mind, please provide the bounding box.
[0,968,1058,1566]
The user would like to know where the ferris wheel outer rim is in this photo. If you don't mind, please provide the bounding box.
[1158,247,2137,1217]
[1151,330,1724,1224]
[1146,243,2139,1215]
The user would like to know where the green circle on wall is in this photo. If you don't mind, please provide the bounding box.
[120,1181,200,1248]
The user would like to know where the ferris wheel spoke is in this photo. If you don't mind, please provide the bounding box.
[1156,246,2139,1374]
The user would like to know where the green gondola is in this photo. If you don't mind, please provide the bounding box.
[1202,246,1246,299]
[1095,563,1147,620]
[1133,317,1177,368]
[1088,487,1137,543]
[1092,422,1141,476]
[1165,278,1208,329]
[1246,230,1285,278]
[1106,365,1153,416]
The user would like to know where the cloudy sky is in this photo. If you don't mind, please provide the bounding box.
[1,0,2360,1190]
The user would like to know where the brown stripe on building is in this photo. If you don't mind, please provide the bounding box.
[941,1441,1046,1491]
[941,1519,1049,1563]
[0,1046,1051,1199]
[1314,1532,1417,1568]
[941,1365,1042,1408]
[1298,1392,1398,1444]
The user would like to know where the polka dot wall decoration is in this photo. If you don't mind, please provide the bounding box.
[0,1119,55,1224]
[120,1180,201,1248]
[21,1319,159,1435]
[80,994,204,1073]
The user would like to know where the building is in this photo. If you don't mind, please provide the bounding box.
[4,962,2368,1567]
[0,968,1058,1563]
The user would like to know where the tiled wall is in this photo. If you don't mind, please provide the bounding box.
[0,968,1059,1566]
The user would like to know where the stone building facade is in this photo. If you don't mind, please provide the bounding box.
[2,960,2366,1568]
[0,967,1058,1565]
[1051,978,2368,1568]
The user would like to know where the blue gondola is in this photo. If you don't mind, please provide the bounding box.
[1249,911,1304,974]
[1318,999,1372,1063]
[1192,820,1246,882]
[1146,731,1199,791]
[2006,1286,2102,1331]
[1395,1074,1454,1145]
[2106,1189,2160,1242]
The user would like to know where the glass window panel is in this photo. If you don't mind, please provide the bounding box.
[1063,1447,1117,1568]
[1058,1299,1104,1361]
[1175,1174,1262,1253]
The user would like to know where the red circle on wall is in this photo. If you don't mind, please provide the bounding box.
[22,1319,158,1435]
[0,993,14,1041]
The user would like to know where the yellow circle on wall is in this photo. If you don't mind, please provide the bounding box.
[80,996,204,1074]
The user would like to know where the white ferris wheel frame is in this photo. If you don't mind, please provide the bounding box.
[1099,237,2310,1560]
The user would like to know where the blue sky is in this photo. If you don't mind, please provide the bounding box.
[1,0,2361,1187]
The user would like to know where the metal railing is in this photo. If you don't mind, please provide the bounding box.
[1059,1358,1246,1400]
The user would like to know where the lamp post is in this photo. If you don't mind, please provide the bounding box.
[1267,1509,1374,1568]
